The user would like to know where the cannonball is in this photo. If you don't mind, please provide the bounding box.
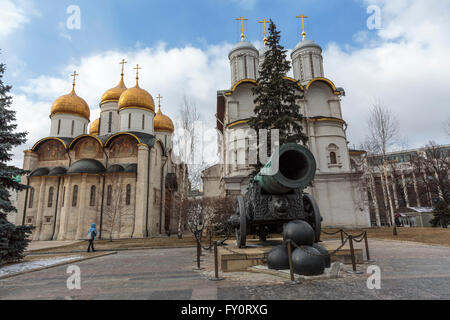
[267,245,290,270]
[292,246,325,276]
[312,243,331,268]
[283,220,315,246]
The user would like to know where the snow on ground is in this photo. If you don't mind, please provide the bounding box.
[0,256,82,277]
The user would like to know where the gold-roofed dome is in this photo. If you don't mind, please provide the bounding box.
[118,64,155,112]
[89,118,100,135]
[51,87,90,121]
[100,76,127,104]
[154,106,174,133]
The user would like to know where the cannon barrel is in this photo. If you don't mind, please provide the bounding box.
[254,143,316,195]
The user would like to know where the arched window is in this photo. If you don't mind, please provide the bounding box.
[71,120,75,136]
[48,187,54,208]
[57,119,61,135]
[126,184,131,205]
[330,152,337,165]
[142,114,145,130]
[108,112,112,133]
[72,185,78,207]
[90,186,96,207]
[107,185,112,206]
[128,114,132,129]
[28,188,35,208]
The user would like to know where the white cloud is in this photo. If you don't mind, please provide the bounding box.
[324,0,450,150]
[0,0,35,37]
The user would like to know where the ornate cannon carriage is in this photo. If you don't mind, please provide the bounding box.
[229,143,322,248]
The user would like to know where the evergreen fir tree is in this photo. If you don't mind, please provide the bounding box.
[248,21,308,171]
[0,57,34,264]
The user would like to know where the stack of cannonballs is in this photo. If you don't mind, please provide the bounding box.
[267,220,331,276]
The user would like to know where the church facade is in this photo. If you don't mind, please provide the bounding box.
[15,65,188,240]
[203,25,371,228]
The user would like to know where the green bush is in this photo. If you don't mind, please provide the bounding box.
[0,218,34,264]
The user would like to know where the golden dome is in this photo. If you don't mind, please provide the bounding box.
[118,83,155,112]
[51,88,90,121]
[89,118,100,135]
[100,76,127,105]
[154,106,174,133]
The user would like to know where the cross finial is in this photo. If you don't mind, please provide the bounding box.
[236,16,248,41]
[119,59,127,76]
[71,71,79,91]
[258,19,270,46]
[133,64,142,85]
[157,94,163,111]
[296,14,309,40]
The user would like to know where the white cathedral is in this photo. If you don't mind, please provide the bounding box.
[15,64,188,240]
[202,19,371,228]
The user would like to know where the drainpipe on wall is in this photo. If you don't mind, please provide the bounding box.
[51,176,62,240]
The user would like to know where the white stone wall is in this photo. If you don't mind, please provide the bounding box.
[119,108,155,134]
[291,46,324,84]
[229,49,259,86]
[99,102,120,135]
[155,132,173,151]
[50,114,89,138]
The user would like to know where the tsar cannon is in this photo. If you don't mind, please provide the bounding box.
[228,143,322,248]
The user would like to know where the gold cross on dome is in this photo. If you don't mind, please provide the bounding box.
[157,94,163,108]
[119,59,127,75]
[236,16,248,41]
[296,14,309,40]
[258,18,270,45]
[71,71,79,90]
[133,64,142,85]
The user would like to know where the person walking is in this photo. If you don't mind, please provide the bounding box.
[87,223,98,252]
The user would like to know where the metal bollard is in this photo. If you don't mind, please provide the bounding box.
[197,240,201,269]
[214,241,219,279]
[287,241,295,282]
[364,231,371,261]
[348,235,357,272]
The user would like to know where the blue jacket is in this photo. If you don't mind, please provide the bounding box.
[88,224,97,240]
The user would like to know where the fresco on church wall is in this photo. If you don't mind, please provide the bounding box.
[74,138,103,160]
[109,136,138,159]
[38,140,68,161]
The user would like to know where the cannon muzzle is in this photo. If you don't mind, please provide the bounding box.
[254,143,316,195]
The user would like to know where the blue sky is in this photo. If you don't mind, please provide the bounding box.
[2,0,369,86]
[1,0,450,167]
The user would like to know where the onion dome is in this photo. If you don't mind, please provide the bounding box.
[89,118,100,135]
[228,40,258,59]
[154,101,174,133]
[50,85,90,121]
[118,64,155,112]
[100,75,127,105]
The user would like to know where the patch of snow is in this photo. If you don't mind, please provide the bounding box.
[0,256,82,277]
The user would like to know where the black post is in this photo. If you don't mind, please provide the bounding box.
[197,240,201,269]
[364,231,371,261]
[348,235,357,272]
[214,241,219,279]
[340,229,344,245]
[287,241,295,282]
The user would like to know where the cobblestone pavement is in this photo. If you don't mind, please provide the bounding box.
[0,240,449,300]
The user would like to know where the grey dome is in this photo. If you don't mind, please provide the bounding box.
[293,40,322,52]
[67,159,106,174]
[107,164,125,173]
[30,167,50,177]
[48,167,67,176]
[124,163,137,173]
[229,41,258,59]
